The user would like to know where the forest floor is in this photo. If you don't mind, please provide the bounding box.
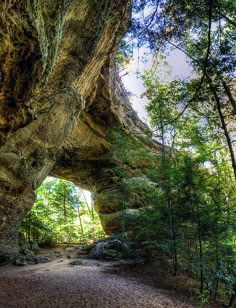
[0,246,207,308]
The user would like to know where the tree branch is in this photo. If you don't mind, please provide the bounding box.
[218,11,236,28]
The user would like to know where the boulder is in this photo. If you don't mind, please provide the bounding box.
[65,247,75,253]
[30,241,40,251]
[15,249,36,265]
[69,259,82,265]
[35,256,51,264]
[0,253,12,265]
[90,238,127,260]
[14,255,27,266]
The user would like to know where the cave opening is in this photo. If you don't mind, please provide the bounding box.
[19,177,105,248]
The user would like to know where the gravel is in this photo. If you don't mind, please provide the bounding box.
[0,258,195,308]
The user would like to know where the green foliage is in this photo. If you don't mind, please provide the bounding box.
[20,178,104,245]
[116,38,133,69]
[130,0,236,179]
[108,122,235,305]
[108,128,154,165]
[141,66,236,304]
[119,1,236,304]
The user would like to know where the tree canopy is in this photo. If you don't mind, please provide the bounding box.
[20,178,104,245]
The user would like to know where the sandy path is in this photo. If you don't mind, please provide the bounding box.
[0,258,195,308]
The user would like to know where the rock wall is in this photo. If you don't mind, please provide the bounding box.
[0,0,160,260]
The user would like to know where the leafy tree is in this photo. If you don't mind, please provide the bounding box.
[107,97,235,304]
[139,66,236,304]
[128,0,236,178]
[20,178,104,245]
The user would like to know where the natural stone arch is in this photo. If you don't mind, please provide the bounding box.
[0,0,161,261]
[50,65,162,234]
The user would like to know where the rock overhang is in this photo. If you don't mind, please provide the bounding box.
[0,0,162,260]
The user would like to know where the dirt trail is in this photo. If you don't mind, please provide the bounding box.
[0,257,195,308]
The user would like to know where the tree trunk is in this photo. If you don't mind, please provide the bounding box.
[77,210,84,237]
[27,213,31,242]
[207,77,236,180]
[196,203,204,293]
[222,80,236,114]
[81,190,96,239]
[228,286,236,307]
[63,183,67,224]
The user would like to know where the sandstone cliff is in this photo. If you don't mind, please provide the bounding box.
[0,0,160,261]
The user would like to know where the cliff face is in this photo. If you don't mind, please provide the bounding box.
[0,0,160,261]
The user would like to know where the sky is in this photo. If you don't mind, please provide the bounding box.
[121,46,193,121]
[82,46,193,203]
[43,46,194,205]
[81,189,92,208]
[45,45,235,207]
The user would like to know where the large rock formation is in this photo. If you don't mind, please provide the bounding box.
[0,0,161,260]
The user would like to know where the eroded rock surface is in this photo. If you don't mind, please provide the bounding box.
[0,0,161,260]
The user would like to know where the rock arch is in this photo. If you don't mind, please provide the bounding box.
[0,0,161,260]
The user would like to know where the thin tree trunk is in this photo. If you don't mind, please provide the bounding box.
[167,199,177,275]
[196,203,204,293]
[199,235,204,293]
[207,77,236,180]
[63,183,67,224]
[28,213,31,242]
[45,187,51,219]
[160,107,178,275]
[81,190,93,219]
[213,196,220,300]
[81,190,96,239]
[173,230,178,276]
[77,210,84,236]
[228,286,236,307]
[222,80,236,114]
